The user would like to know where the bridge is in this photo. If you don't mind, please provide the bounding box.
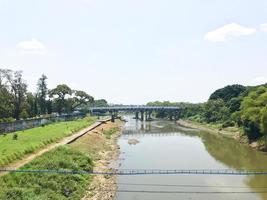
[90,106,181,122]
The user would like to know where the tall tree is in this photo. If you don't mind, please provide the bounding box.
[238,86,267,140]
[203,99,230,123]
[0,87,13,119]
[94,99,108,107]
[209,84,247,103]
[4,70,27,120]
[260,107,267,146]
[49,84,72,114]
[37,74,48,114]
[26,92,38,117]
[0,69,14,119]
[71,90,94,111]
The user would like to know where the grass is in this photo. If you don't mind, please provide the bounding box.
[103,127,119,139]
[0,120,122,200]
[0,146,93,200]
[0,117,97,167]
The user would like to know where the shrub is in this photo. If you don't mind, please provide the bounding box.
[12,133,18,140]
[0,146,93,200]
[222,121,235,128]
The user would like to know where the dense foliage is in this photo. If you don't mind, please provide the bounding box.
[0,69,108,121]
[209,84,246,102]
[148,84,267,142]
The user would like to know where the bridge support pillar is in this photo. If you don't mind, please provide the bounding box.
[135,112,139,120]
[148,111,152,121]
[110,111,115,123]
[140,111,144,121]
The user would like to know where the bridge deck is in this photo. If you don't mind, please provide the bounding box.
[91,106,181,113]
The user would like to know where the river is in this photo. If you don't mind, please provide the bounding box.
[115,116,267,200]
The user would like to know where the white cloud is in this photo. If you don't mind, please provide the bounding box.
[260,23,267,32]
[248,77,267,86]
[204,23,256,42]
[17,38,47,55]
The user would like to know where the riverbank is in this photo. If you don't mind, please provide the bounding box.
[0,117,97,168]
[0,119,124,199]
[69,119,124,200]
[177,119,267,152]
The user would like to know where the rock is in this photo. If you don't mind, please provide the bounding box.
[128,139,140,145]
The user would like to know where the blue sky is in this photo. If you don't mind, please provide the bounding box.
[0,0,267,104]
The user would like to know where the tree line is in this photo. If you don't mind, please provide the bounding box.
[0,69,108,122]
[147,84,267,141]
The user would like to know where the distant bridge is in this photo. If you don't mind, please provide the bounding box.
[90,106,181,122]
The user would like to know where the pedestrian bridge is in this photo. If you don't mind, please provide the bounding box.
[90,106,181,122]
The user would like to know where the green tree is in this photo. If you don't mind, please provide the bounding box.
[26,92,38,117]
[70,90,94,111]
[260,107,267,146]
[239,86,267,140]
[0,69,14,120]
[37,74,48,114]
[49,84,72,114]
[209,84,246,103]
[0,87,14,119]
[4,70,28,120]
[94,99,108,107]
[203,99,230,123]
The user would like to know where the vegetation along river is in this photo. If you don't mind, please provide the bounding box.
[114,116,267,200]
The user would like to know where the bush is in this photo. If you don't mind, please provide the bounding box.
[243,120,262,140]
[12,133,18,140]
[0,117,16,123]
[222,121,235,128]
[0,146,93,200]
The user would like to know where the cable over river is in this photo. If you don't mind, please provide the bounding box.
[115,116,267,200]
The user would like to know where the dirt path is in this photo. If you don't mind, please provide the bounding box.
[1,119,110,175]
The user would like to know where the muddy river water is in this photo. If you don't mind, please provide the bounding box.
[115,116,267,200]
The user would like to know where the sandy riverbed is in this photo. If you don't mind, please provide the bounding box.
[69,119,124,200]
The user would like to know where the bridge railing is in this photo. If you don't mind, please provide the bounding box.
[90,106,181,112]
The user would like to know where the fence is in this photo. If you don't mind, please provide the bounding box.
[0,113,86,134]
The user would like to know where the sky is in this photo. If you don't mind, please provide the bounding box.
[0,0,267,104]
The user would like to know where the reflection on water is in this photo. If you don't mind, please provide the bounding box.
[116,116,267,200]
[200,132,267,200]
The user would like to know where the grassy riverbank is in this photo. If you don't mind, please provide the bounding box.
[0,117,97,167]
[0,146,93,200]
[69,119,123,200]
[178,119,267,151]
[0,119,123,200]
